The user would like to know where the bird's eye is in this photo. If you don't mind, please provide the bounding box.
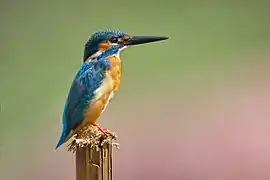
[110,37,118,43]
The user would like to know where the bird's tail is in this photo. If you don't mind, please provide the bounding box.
[55,127,70,149]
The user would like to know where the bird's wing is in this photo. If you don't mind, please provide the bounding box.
[56,58,111,148]
[63,58,110,131]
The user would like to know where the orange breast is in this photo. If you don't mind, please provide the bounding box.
[81,56,122,124]
[68,56,122,138]
[107,55,122,92]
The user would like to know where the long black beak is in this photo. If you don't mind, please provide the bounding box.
[124,36,168,46]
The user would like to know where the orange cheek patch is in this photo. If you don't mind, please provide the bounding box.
[99,42,111,51]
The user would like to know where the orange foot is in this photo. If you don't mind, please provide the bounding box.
[90,122,111,135]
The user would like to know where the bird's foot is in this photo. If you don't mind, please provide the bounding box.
[100,127,117,139]
[90,123,116,139]
[91,123,109,134]
[100,127,111,134]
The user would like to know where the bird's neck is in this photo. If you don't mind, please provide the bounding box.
[93,45,126,60]
[98,46,122,59]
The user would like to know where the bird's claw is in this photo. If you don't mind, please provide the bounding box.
[100,128,117,139]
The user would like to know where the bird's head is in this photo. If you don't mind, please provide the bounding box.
[83,29,168,62]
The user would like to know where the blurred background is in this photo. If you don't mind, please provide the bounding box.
[1,0,270,180]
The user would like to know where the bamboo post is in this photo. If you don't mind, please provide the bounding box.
[68,126,118,180]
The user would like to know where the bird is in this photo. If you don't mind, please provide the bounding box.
[56,29,168,149]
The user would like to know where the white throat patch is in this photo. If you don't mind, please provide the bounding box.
[89,51,102,59]
[115,46,127,58]
[89,45,128,60]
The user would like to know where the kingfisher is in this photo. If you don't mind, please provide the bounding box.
[56,30,168,149]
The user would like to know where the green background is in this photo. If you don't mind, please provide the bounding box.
[1,0,270,180]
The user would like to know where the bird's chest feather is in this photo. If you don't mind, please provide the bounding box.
[94,56,122,99]
[107,55,122,91]
[86,56,122,120]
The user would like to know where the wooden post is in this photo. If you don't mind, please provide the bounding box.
[68,126,118,180]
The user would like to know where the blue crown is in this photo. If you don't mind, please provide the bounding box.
[83,30,128,61]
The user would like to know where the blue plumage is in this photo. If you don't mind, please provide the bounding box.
[56,29,168,149]
[56,45,122,149]
[56,59,109,148]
